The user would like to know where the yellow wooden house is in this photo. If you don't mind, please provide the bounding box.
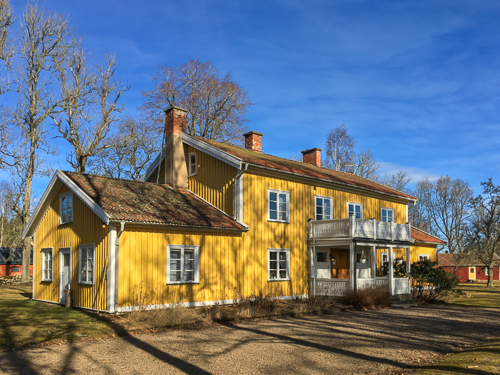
[23,106,443,312]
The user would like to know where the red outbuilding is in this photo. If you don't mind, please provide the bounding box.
[0,248,33,277]
[438,253,500,282]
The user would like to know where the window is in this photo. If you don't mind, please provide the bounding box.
[315,196,332,221]
[381,207,394,222]
[268,189,290,223]
[316,252,327,262]
[60,192,73,224]
[268,248,289,281]
[12,266,20,272]
[167,245,199,284]
[418,254,429,262]
[348,202,363,219]
[79,244,95,285]
[41,248,53,281]
[188,152,197,176]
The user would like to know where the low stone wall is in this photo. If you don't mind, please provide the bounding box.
[0,275,33,285]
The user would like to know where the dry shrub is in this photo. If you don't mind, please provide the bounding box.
[233,289,280,318]
[305,295,338,313]
[337,287,391,310]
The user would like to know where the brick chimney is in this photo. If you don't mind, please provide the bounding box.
[243,131,263,152]
[301,148,321,167]
[164,106,188,190]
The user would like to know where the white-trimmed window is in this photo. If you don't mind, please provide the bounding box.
[188,152,197,176]
[348,202,363,219]
[60,192,73,224]
[268,248,290,281]
[268,189,290,223]
[381,207,394,222]
[79,244,95,285]
[41,248,53,281]
[167,245,199,284]
[418,254,430,262]
[315,196,333,221]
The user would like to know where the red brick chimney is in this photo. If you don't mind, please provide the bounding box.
[243,131,263,153]
[164,106,188,190]
[301,148,321,167]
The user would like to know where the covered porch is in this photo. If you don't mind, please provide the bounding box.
[307,217,412,296]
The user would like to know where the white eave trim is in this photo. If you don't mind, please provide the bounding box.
[22,170,111,238]
[182,133,242,169]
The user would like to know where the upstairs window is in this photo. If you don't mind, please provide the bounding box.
[268,189,290,223]
[381,208,394,222]
[418,254,430,262]
[79,244,95,285]
[41,248,53,282]
[167,245,199,284]
[315,196,332,220]
[188,152,197,176]
[268,248,290,281]
[60,192,73,224]
[348,202,363,219]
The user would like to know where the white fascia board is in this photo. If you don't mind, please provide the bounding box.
[23,171,111,238]
[182,133,242,169]
[142,150,164,182]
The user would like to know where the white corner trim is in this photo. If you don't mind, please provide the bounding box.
[108,225,117,314]
[182,133,242,169]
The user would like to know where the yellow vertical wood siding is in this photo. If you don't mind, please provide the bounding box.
[34,184,109,311]
[186,146,236,216]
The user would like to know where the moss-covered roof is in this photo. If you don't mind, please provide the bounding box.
[195,137,416,201]
[65,172,245,230]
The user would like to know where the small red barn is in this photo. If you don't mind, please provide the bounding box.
[0,248,33,277]
[438,253,500,282]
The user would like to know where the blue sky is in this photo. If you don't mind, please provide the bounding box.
[6,0,500,196]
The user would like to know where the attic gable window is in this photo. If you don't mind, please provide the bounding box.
[188,152,197,176]
[167,245,199,284]
[268,189,290,223]
[60,192,73,224]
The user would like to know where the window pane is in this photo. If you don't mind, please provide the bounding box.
[183,271,194,282]
[279,270,287,279]
[279,211,287,221]
[270,211,277,220]
[63,254,70,267]
[316,197,322,206]
[269,192,277,202]
[388,211,393,221]
[270,260,277,270]
[279,194,287,203]
[170,271,181,282]
[270,252,277,260]
[269,201,277,211]
[279,202,287,212]
[279,260,287,270]
[81,260,87,282]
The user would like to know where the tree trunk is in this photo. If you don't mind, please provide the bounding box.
[20,138,35,283]
[487,266,493,287]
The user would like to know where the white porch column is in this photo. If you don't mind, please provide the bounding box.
[349,242,356,291]
[388,246,394,295]
[371,245,376,286]
[406,246,411,293]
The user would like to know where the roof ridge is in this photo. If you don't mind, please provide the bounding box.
[63,171,175,189]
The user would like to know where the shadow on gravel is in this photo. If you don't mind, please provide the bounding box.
[420,365,495,375]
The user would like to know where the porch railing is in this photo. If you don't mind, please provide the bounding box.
[314,277,410,296]
[310,217,411,242]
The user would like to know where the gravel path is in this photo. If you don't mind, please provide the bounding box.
[1,305,499,375]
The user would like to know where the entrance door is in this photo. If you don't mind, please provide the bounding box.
[59,249,71,304]
[469,267,476,280]
[330,249,349,279]
[315,250,330,278]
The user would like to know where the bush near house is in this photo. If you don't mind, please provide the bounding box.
[411,259,459,300]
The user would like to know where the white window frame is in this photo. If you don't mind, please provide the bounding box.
[267,248,290,281]
[418,254,430,262]
[268,189,290,223]
[315,195,333,221]
[188,152,197,176]
[381,207,394,222]
[78,244,95,285]
[347,202,363,219]
[167,245,200,284]
[41,248,53,282]
[59,192,73,224]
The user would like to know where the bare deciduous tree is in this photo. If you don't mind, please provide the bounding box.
[0,0,13,62]
[0,178,23,248]
[11,2,72,282]
[467,178,500,287]
[324,124,354,172]
[418,176,473,254]
[379,170,412,192]
[141,59,253,144]
[353,150,379,180]
[91,116,162,180]
[52,48,129,173]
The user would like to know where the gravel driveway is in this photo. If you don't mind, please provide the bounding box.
[1,305,499,375]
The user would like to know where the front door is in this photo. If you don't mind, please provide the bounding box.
[59,249,71,304]
[330,249,349,279]
[469,267,476,280]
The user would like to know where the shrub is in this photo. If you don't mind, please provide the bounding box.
[410,260,459,300]
[337,287,391,310]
